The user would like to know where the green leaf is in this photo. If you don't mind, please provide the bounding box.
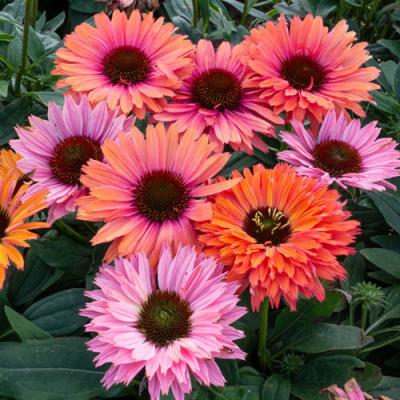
[371,235,400,252]
[7,249,64,306]
[6,35,22,68]
[288,323,371,353]
[379,39,400,60]
[341,250,365,291]
[210,386,258,400]
[24,289,88,336]
[28,90,65,106]
[43,12,65,32]
[394,65,400,99]
[361,248,400,279]
[371,376,400,399]
[369,191,400,234]
[0,80,8,97]
[261,374,291,400]
[27,26,45,61]
[0,338,117,400]
[239,367,264,395]
[4,306,52,341]
[292,356,375,400]
[272,292,342,340]
[0,96,31,145]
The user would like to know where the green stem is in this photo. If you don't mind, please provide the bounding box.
[240,0,250,25]
[15,0,33,95]
[258,297,270,372]
[53,220,88,244]
[360,303,368,331]
[192,0,199,28]
[0,329,13,340]
[349,303,355,326]
[30,0,38,28]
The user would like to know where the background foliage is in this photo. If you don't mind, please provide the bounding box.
[0,0,400,399]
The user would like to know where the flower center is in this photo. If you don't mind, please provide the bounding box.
[0,207,10,239]
[243,208,291,245]
[192,68,242,110]
[281,55,325,90]
[134,170,189,223]
[312,139,362,177]
[104,46,150,85]
[138,290,192,347]
[50,136,103,186]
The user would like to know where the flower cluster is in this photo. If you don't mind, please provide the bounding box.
[2,8,399,400]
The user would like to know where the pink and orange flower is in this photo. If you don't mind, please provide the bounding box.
[198,164,359,311]
[53,10,194,118]
[77,123,239,265]
[155,40,283,154]
[238,14,379,127]
[81,246,246,400]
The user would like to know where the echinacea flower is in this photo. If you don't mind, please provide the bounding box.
[239,14,379,126]
[10,95,131,223]
[81,245,246,400]
[155,40,283,154]
[53,10,194,118]
[322,378,392,400]
[0,171,48,287]
[198,164,359,311]
[0,149,22,180]
[97,0,159,12]
[77,123,239,265]
[278,110,400,191]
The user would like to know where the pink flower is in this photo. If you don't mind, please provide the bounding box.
[10,95,132,223]
[81,246,246,400]
[77,123,239,265]
[323,378,392,400]
[278,110,400,191]
[155,39,283,154]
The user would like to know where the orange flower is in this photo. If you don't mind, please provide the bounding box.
[198,164,359,311]
[0,149,22,180]
[0,171,48,287]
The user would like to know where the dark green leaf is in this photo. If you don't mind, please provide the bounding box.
[261,374,291,400]
[24,289,88,336]
[6,36,22,68]
[288,323,371,353]
[4,306,51,341]
[361,248,400,279]
[379,39,400,60]
[371,376,400,398]
[27,27,45,61]
[369,191,400,234]
[0,338,116,400]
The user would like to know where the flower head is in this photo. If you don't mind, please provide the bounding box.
[53,10,194,118]
[0,171,48,287]
[0,149,22,180]
[198,164,359,311]
[81,246,246,400]
[239,15,379,125]
[77,123,239,265]
[278,111,400,191]
[10,95,131,224]
[155,40,283,154]
[323,378,392,400]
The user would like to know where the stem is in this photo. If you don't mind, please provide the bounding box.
[258,297,270,372]
[30,0,38,28]
[240,0,250,25]
[336,0,346,22]
[15,0,33,95]
[349,303,355,326]
[53,220,88,244]
[360,303,368,331]
[0,329,13,340]
[192,0,199,28]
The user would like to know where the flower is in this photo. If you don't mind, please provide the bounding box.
[77,123,239,265]
[155,40,283,154]
[0,171,48,287]
[198,164,359,311]
[53,10,194,118]
[0,149,22,180]
[322,378,392,400]
[81,245,246,400]
[10,95,131,224]
[278,110,400,191]
[239,14,379,126]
